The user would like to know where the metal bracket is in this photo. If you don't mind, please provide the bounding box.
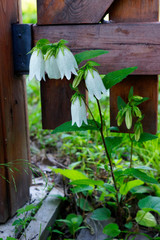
[12,24,32,75]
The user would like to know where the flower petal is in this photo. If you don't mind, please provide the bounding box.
[45,55,61,79]
[71,97,88,127]
[29,50,45,81]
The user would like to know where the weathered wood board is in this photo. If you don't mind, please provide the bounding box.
[33,22,160,75]
[37,0,115,24]
[109,0,159,134]
[0,0,30,222]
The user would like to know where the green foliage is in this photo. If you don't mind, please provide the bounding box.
[52,120,100,133]
[22,0,37,23]
[135,210,157,227]
[120,179,144,195]
[102,67,137,90]
[103,223,121,237]
[50,168,88,180]
[91,208,111,221]
[138,196,160,215]
[75,50,109,65]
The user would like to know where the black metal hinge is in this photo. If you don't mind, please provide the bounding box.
[12,24,32,75]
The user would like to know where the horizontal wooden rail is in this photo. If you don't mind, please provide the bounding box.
[33,22,160,75]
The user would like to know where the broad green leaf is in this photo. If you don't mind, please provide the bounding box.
[120,180,144,195]
[102,67,137,90]
[105,137,123,156]
[51,168,88,181]
[124,168,158,184]
[68,161,81,169]
[66,214,83,234]
[103,223,121,237]
[136,132,158,143]
[77,198,93,211]
[52,120,100,133]
[75,50,109,65]
[17,204,37,216]
[70,179,104,186]
[125,222,133,229]
[117,96,126,110]
[71,185,93,194]
[104,183,116,193]
[135,210,157,227]
[91,208,111,221]
[138,196,160,215]
[130,186,153,194]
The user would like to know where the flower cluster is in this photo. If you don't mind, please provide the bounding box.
[29,39,78,81]
[28,39,108,128]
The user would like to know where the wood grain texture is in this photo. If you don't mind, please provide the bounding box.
[109,0,159,134]
[0,0,30,222]
[33,22,160,75]
[109,0,158,22]
[37,0,115,24]
[41,77,85,129]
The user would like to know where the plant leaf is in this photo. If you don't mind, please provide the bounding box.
[71,185,93,194]
[136,132,158,143]
[52,120,100,133]
[70,179,104,186]
[91,208,111,221]
[117,96,126,110]
[75,50,109,65]
[102,67,137,90]
[105,137,123,157]
[124,168,158,184]
[77,198,93,211]
[138,196,160,215]
[50,168,88,181]
[135,210,157,227]
[103,223,121,237]
[120,180,144,195]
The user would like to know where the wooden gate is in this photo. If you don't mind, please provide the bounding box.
[34,0,159,134]
[0,0,30,223]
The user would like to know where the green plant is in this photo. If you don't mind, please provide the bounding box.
[56,213,85,239]
[28,39,160,239]
[12,204,39,240]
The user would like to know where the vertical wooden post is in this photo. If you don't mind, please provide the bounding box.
[0,0,30,222]
[109,0,159,134]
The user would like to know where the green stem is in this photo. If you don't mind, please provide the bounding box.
[96,99,118,193]
[129,134,133,168]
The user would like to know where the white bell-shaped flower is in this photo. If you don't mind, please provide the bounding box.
[85,70,107,101]
[71,97,88,127]
[56,48,78,80]
[28,50,45,81]
[45,55,61,79]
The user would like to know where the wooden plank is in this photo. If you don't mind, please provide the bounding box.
[41,77,85,129]
[109,0,159,134]
[0,0,30,222]
[33,22,160,75]
[37,0,115,25]
[109,0,159,22]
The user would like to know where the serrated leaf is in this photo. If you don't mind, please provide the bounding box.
[117,96,126,110]
[105,137,123,157]
[120,180,144,195]
[102,67,137,90]
[138,196,160,215]
[135,210,157,227]
[50,168,88,181]
[71,185,93,194]
[77,198,93,211]
[103,223,121,237]
[91,208,111,221]
[124,168,158,184]
[75,50,109,65]
[52,120,100,133]
[136,132,158,143]
[70,179,104,186]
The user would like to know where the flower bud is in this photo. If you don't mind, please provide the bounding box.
[125,108,132,129]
